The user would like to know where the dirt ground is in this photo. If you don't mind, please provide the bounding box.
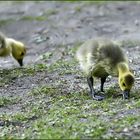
[0,1,140,138]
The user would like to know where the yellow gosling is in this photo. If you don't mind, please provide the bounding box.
[0,33,26,66]
[76,38,134,101]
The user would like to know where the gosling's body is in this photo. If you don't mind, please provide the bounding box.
[76,38,134,100]
[0,32,26,66]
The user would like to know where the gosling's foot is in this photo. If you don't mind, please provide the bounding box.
[97,91,105,95]
[92,95,104,101]
[113,93,130,99]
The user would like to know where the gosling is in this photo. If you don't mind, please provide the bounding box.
[0,32,26,66]
[76,38,134,101]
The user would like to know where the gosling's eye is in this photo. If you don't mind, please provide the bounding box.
[21,52,24,56]
[123,83,126,87]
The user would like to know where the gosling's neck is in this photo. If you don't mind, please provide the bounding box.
[117,62,130,76]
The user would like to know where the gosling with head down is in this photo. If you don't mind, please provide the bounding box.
[76,38,134,101]
[0,32,26,66]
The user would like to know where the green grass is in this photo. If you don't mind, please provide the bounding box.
[0,82,140,139]
[3,90,139,139]
[20,15,47,21]
[0,97,21,107]
[0,19,15,27]
[0,64,47,86]
[1,81,140,139]
[48,59,78,75]
[44,9,58,16]
[38,52,53,62]
[20,9,58,21]
[28,85,58,96]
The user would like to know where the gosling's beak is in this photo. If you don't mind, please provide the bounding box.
[17,59,23,66]
[123,90,130,99]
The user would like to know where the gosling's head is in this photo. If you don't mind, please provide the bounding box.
[119,73,134,99]
[11,41,26,66]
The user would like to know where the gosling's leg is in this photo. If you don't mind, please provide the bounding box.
[87,77,94,96]
[87,77,104,101]
[100,77,107,92]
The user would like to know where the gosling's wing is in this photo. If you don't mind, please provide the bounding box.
[76,39,104,76]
